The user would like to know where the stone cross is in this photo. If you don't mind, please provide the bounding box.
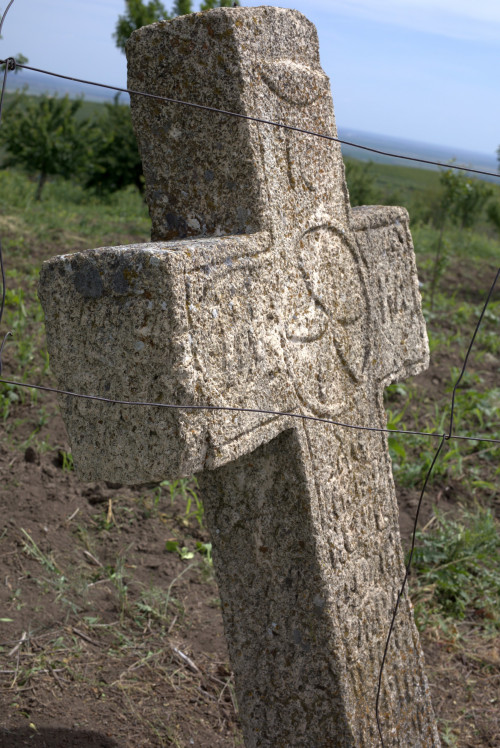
[39,7,441,747]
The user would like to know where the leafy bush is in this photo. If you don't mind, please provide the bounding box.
[113,0,240,54]
[83,96,144,196]
[486,200,500,231]
[344,159,376,206]
[0,93,92,200]
[411,507,500,625]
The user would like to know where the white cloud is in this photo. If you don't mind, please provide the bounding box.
[316,0,500,42]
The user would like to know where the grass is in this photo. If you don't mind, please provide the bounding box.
[0,161,498,745]
[14,486,207,636]
[410,505,500,631]
[1,161,498,576]
[0,167,150,452]
[0,168,150,249]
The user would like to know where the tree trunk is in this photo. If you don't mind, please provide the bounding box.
[35,172,47,201]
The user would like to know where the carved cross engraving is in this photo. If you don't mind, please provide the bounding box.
[39,8,440,746]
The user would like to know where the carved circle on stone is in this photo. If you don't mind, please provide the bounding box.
[284,224,370,418]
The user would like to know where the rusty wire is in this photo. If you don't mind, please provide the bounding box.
[0,4,499,746]
[0,57,499,179]
[0,0,15,37]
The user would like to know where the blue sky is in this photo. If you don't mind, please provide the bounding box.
[1,0,499,157]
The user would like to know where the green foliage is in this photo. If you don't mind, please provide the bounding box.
[428,168,493,308]
[113,0,241,53]
[59,450,74,472]
[164,476,203,527]
[438,169,493,230]
[344,159,376,206]
[114,0,170,53]
[412,222,500,266]
[486,200,500,231]
[200,0,239,9]
[165,538,213,566]
[165,539,195,559]
[0,53,28,74]
[411,506,500,626]
[0,93,92,200]
[0,166,150,246]
[83,96,144,195]
[172,0,193,13]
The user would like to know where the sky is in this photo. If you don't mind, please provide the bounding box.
[0,0,499,158]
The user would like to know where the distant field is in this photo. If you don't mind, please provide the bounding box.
[1,90,116,121]
[5,72,498,175]
[345,158,500,239]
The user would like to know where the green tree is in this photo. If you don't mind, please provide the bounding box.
[200,0,239,9]
[114,0,240,53]
[0,93,91,200]
[429,168,493,307]
[114,0,170,53]
[486,200,500,232]
[0,53,28,74]
[172,0,193,13]
[1,5,28,73]
[439,168,492,230]
[83,95,144,196]
[344,159,376,206]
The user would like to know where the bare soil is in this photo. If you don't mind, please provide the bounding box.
[0,252,498,747]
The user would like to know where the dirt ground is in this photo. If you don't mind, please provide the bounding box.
[0,257,499,747]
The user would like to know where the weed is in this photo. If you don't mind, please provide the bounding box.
[134,585,180,629]
[138,485,162,519]
[195,541,213,566]
[104,553,130,620]
[196,541,214,580]
[59,450,74,472]
[440,723,460,747]
[20,529,60,574]
[0,382,19,421]
[163,476,204,528]
[410,506,500,628]
[165,539,195,560]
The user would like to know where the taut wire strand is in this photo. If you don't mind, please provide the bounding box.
[0,241,12,375]
[1,58,499,180]
[447,267,500,439]
[0,0,16,38]
[375,434,447,747]
[375,266,500,746]
[0,7,499,744]
[0,376,499,445]
[0,61,14,375]
[0,55,14,125]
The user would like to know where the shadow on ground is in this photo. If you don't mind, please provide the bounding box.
[0,728,119,747]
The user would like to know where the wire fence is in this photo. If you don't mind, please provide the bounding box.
[2,56,500,180]
[0,4,499,747]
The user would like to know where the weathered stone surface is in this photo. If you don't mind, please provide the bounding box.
[39,7,440,746]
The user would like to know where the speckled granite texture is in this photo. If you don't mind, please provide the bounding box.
[39,7,440,746]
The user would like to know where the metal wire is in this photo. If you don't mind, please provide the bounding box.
[375,434,447,747]
[0,8,499,746]
[0,375,499,445]
[0,56,14,125]
[447,267,500,439]
[1,58,499,180]
[0,239,12,375]
[375,266,500,746]
[0,0,16,38]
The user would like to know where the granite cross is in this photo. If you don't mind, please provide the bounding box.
[39,7,441,746]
